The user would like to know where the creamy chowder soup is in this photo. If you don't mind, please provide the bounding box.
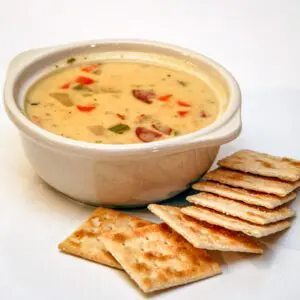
[25,60,219,144]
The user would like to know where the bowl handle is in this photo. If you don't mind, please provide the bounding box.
[6,47,50,77]
[185,109,242,149]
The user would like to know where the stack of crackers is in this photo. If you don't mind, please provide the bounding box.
[58,149,299,294]
[183,149,299,238]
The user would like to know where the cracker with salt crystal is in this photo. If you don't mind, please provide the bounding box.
[204,168,300,197]
[218,149,300,182]
[102,223,221,293]
[182,206,292,238]
[148,204,263,254]
[187,192,295,225]
[192,181,296,209]
[58,208,151,269]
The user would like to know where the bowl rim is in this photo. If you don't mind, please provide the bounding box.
[4,39,241,156]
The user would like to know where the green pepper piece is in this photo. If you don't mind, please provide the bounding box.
[108,123,130,134]
[72,84,93,92]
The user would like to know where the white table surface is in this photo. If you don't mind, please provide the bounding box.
[1,1,300,299]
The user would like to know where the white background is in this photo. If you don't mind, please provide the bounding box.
[1,1,300,299]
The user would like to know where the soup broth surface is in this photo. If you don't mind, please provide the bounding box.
[25,60,219,144]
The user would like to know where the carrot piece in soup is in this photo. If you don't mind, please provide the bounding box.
[158,94,172,102]
[60,82,70,89]
[177,100,191,107]
[81,64,98,73]
[75,76,95,85]
[76,105,95,112]
[177,111,189,117]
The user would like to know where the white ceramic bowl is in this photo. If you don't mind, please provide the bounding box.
[4,39,241,207]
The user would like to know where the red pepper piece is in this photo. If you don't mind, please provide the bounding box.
[60,82,70,89]
[116,113,126,120]
[75,76,95,85]
[177,111,189,117]
[132,89,155,104]
[76,105,95,112]
[158,94,172,102]
[177,100,191,107]
[81,64,98,73]
[135,127,162,142]
[200,110,208,118]
[152,124,172,135]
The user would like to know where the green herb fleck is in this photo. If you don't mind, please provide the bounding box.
[108,123,130,134]
[55,64,59,68]
[73,84,93,92]
[92,69,102,75]
[95,140,103,143]
[173,130,180,136]
[30,102,40,106]
[67,57,76,64]
[177,80,188,87]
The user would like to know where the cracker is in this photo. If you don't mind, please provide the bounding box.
[187,192,295,225]
[58,208,151,269]
[218,149,300,182]
[148,204,263,254]
[204,168,300,197]
[182,206,292,238]
[192,181,296,209]
[102,223,221,293]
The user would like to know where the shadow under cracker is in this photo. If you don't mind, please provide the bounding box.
[115,270,222,299]
[260,228,290,246]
